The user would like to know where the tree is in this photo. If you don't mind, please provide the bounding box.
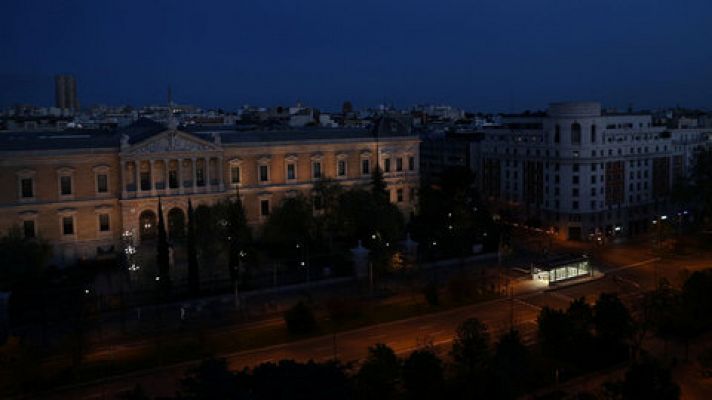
[492,329,530,400]
[194,204,220,272]
[156,198,170,292]
[451,318,490,375]
[215,188,252,288]
[594,293,634,342]
[0,226,51,292]
[593,293,634,364]
[241,360,353,400]
[179,358,238,399]
[356,343,400,400]
[402,349,444,400]
[370,165,388,205]
[537,306,571,361]
[262,196,316,260]
[284,301,316,335]
[605,357,680,400]
[566,297,595,363]
[186,199,200,296]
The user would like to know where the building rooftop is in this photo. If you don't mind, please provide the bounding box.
[0,117,417,152]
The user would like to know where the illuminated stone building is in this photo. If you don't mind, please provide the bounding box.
[0,118,419,265]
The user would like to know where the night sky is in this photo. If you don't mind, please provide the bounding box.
[2,0,711,112]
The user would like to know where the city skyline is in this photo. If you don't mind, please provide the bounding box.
[2,0,712,111]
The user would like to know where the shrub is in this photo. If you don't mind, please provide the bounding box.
[326,297,364,322]
[422,281,440,306]
[284,301,317,335]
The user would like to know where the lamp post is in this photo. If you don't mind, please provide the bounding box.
[297,241,310,284]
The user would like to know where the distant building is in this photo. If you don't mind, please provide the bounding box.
[54,74,79,112]
[475,102,712,240]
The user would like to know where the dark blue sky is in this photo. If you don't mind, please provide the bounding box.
[2,0,711,112]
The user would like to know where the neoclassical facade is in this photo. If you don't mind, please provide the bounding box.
[0,119,420,265]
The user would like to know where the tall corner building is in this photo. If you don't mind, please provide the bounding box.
[476,101,712,240]
[54,74,79,111]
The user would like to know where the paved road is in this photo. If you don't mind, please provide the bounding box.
[37,241,712,400]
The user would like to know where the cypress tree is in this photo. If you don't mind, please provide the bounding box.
[187,199,200,295]
[227,186,250,285]
[156,198,171,291]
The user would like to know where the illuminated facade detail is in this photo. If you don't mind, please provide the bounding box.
[0,119,419,264]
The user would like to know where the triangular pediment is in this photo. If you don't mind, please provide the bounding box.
[122,129,221,155]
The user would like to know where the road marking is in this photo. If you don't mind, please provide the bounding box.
[514,298,542,310]
[607,257,660,273]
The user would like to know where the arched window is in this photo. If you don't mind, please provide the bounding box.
[591,124,597,143]
[554,125,561,143]
[571,122,581,145]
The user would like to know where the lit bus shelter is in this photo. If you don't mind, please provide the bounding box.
[532,255,592,285]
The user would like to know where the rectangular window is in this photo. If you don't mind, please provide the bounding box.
[361,159,370,175]
[409,187,415,201]
[62,216,74,235]
[396,157,403,172]
[140,172,150,190]
[259,165,269,182]
[60,176,72,195]
[572,201,579,210]
[21,178,33,198]
[408,156,415,171]
[99,214,110,232]
[260,199,270,216]
[169,170,178,188]
[384,158,391,172]
[287,164,296,180]
[23,220,35,238]
[97,174,108,193]
[196,168,205,186]
[397,188,403,202]
[312,162,322,179]
[231,166,241,184]
[337,160,346,177]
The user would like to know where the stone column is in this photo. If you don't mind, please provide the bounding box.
[178,158,185,194]
[191,157,197,193]
[135,160,142,196]
[218,156,225,191]
[150,160,157,196]
[121,160,128,198]
[164,159,170,194]
[205,156,211,192]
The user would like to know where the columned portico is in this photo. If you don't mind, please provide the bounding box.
[119,129,226,200]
